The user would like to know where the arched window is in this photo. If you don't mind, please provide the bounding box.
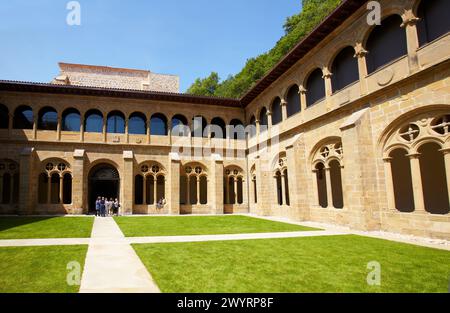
[210,117,226,139]
[191,116,207,138]
[229,119,245,140]
[271,97,282,125]
[107,111,125,134]
[315,163,328,208]
[417,0,450,47]
[39,161,72,205]
[224,167,244,205]
[390,148,415,212]
[62,108,81,132]
[180,176,188,205]
[135,163,166,206]
[259,108,268,133]
[275,171,283,206]
[0,104,9,129]
[1,173,11,204]
[151,113,168,136]
[13,106,33,130]
[38,107,58,131]
[182,165,207,206]
[249,116,257,138]
[156,176,165,202]
[312,140,344,209]
[306,68,326,107]
[128,112,147,135]
[200,176,208,205]
[134,175,144,205]
[418,143,449,214]
[286,85,301,117]
[84,109,103,133]
[283,169,290,206]
[172,114,189,137]
[331,46,359,92]
[63,173,72,204]
[366,15,407,74]
[50,173,60,204]
[329,160,344,209]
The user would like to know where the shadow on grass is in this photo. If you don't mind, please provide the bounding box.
[0,217,58,232]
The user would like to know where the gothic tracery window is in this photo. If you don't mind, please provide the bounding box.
[134,162,166,206]
[274,156,290,207]
[312,140,344,209]
[38,160,72,205]
[180,164,208,205]
[384,114,450,214]
[0,160,19,205]
[224,166,244,205]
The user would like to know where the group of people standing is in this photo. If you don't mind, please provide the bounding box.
[95,197,120,217]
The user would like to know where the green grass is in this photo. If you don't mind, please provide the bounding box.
[133,235,450,293]
[0,245,88,293]
[0,217,94,239]
[114,215,319,237]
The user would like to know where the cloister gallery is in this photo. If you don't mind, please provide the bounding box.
[0,0,449,239]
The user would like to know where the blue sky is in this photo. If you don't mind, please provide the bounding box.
[0,0,301,92]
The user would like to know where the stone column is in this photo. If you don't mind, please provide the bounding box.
[441,148,450,210]
[234,178,238,205]
[32,116,37,140]
[80,114,85,142]
[280,173,287,206]
[408,153,426,213]
[299,86,307,111]
[354,43,368,96]
[146,117,151,144]
[56,116,61,141]
[72,149,85,213]
[383,157,396,210]
[325,167,333,209]
[19,148,35,215]
[311,170,319,207]
[153,176,157,204]
[47,174,52,204]
[102,117,107,143]
[186,176,191,205]
[122,151,134,215]
[168,153,181,214]
[8,113,13,138]
[196,176,200,205]
[323,67,333,97]
[401,10,420,73]
[59,175,63,204]
[281,99,288,121]
[125,118,129,144]
[143,175,147,205]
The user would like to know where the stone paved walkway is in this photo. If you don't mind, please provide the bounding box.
[79,217,160,293]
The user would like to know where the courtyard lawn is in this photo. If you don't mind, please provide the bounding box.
[0,217,94,239]
[0,245,88,293]
[114,215,319,237]
[133,235,450,293]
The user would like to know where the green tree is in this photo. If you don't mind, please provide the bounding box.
[186,72,220,96]
[187,0,342,99]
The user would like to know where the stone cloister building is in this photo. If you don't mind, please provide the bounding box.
[0,0,449,239]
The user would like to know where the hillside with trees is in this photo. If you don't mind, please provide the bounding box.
[187,0,341,99]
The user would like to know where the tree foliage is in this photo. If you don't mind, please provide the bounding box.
[187,0,341,99]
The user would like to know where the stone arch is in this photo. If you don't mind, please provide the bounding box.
[224,165,245,205]
[380,105,450,214]
[364,14,407,74]
[304,68,326,107]
[13,105,33,130]
[88,162,120,212]
[330,46,360,92]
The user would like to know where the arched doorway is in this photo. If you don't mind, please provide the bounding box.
[88,163,120,213]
